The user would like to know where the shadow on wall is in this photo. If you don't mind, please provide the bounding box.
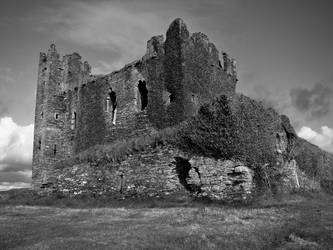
[173,156,202,194]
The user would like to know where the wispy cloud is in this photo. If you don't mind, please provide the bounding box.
[0,67,25,118]
[31,0,233,71]
[0,182,30,191]
[298,126,333,153]
[242,83,290,114]
[0,100,8,117]
[34,0,173,70]
[290,82,333,120]
[93,60,124,75]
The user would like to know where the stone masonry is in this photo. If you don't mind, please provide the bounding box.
[32,18,238,189]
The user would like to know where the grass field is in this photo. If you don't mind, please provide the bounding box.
[0,191,332,249]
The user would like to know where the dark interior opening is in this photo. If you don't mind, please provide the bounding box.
[38,140,41,150]
[173,157,201,193]
[138,80,148,110]
[169,93,175,103]
[108,88,117,122]
[53,145,57,155]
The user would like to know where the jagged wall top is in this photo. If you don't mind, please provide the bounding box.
[39,44,92,91]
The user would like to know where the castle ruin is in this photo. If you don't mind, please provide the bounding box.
[32,18,331,201]
[32,18,237,188]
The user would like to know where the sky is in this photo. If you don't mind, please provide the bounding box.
[0,0,332,190]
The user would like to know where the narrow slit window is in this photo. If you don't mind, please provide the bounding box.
[38,139,41,150]
[53,145,57,155]
[138,80,148,110]
[40,112,43,119]
[108,88,117,125]
[54,113,59,120]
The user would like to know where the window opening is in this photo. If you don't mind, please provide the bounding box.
[170,93,175,103]
[138,80,148,110]
[108,88,117,125]
[53,145,57,155]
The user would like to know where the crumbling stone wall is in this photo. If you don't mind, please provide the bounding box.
[294,138,333,192]
[49,145,255,202]
[32,18,238,187]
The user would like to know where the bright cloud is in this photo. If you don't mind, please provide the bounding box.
[93,60,124,75]
[0,117,34,164]
[298,126,333,153]
[0,117,34,190]
[0,182,31,191]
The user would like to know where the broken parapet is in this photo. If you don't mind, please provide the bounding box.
[62,52,92,91]
[145,35,164,59]
[39,44,92,92]
[222,51,237,79]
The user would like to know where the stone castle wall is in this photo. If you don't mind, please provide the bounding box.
[50,145,254,203]
[32,18,238,188]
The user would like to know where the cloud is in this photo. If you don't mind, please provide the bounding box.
[243,84,290,114]
[290,82,333,120]
[0,100,8,117]
[35,1,171,70]
[0,67,24,119]
[0,182,31,191]
[32,0,230,71]
[0,117,34,190]
[93,60,123,75]
[298,126,333,153]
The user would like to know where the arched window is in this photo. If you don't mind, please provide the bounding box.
[108,88,117,125]
[71,111,76,130]
[138,80,148,110]
[54,113,59,120]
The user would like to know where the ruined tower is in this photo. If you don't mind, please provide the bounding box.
[32,18,237,188]
[32,44,92,188]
